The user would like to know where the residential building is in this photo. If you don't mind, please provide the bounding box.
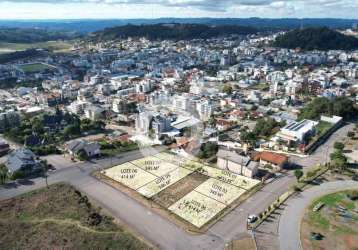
[66,140,101,158]
[5,148,41,175]
[217,149,258,178]
[254,151,288,171]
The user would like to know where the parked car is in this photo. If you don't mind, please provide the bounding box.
[247,214,258,223]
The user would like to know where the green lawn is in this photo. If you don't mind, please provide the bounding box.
[315,121,333,137]
[302,190,358,250]
[0,183,152,250]
[18,63,55,73]
[308,190,357,231]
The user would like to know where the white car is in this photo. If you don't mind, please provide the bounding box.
[247,214,258,223]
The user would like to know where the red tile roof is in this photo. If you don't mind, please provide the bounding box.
[254,151,288,166]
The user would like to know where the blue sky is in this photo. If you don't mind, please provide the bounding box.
[0,0,357,19]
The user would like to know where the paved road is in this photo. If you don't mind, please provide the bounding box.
[0,123,354,249]
[0,146,296,249]
[278,180,358,250]
[290,123,354,170]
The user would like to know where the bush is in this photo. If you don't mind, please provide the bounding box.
[11,170,25,180]
[31,145,61,156]
[294,169,304,181]
[333,142,345,151]
[347,131,355,138]
[347,190,358,201]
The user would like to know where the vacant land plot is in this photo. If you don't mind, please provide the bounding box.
[152,171,209,208]
[0,183,151,250]
[154,151,189,167]
[137,167,193,198]
[103,162,157,190]
[18,63,55,73]
[169,190,227,228]
[131,156,179,176]
[200,166,260,190]
[102,152,261,229]
[301,190,358,250]
[194,178,246,205]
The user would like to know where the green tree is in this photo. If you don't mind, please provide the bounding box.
[222,84,233,95]
[240,131,257,146]
[253,118,281,137]
[294,169,303,182]
[333,142,345,151]
[347,131,355,138]
[31,117,44,134]
[77,149,88,161]
[0,164,8,184]
[63,123,81,138]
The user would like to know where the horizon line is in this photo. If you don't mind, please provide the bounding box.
[0,17,358,21]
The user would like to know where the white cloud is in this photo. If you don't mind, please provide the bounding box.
[0,0,356,19]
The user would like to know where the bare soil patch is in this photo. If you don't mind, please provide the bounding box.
[152,171,209,208]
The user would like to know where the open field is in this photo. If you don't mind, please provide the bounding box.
[301,190,358,250]
[18,63,55,73]
[0,183,152,250]
[0,41,73,54]
[102,151,261,229]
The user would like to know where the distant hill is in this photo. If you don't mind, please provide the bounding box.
[92,23,258,41]
[0,18,357,33]
[0,28,79,43]
[273,27,358,51]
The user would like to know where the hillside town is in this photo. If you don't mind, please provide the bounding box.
[1,32,357,171]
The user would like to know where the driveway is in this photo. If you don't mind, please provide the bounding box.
[278,180,358,250]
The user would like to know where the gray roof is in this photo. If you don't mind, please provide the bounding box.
[171,117,201,130]
[217,149,250,166]
[6,148,37,173]
[67,140,100,155]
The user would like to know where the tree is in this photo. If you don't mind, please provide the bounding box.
[31,117,44,134]
[63,123,81,138]
[222,84,233,95]
[294,169,303,182]
[253,118,281,137]
[298,96,356,121]
[77,149,88,161]
[347,131,355,138]
[333,142,345,151]
[0,164,8,184]
[240,131,257,146]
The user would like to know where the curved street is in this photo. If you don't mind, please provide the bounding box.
[278,180,358,250]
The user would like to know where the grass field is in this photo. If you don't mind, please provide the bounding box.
[301,190,358,250]
[18,63,55,73]
[0,41,73,54]
[0,183,152,250]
